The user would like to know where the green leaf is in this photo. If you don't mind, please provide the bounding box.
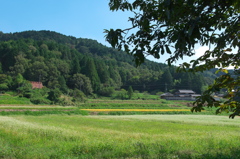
[165,45,171,54]
[124,44,130,53]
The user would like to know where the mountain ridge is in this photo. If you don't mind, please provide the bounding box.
[0,30,211,95]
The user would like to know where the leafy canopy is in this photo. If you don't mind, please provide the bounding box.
[105,0,240,118]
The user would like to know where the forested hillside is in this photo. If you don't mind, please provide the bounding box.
[0,30,212,103]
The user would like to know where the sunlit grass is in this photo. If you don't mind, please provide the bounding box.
[81,108,191,112]
[0,94,32,105]
[1,114,240,158]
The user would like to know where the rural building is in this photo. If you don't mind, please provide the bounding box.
[160,92,174,98]
[160,89,201,101]
[175,90,196,96]
[30,81,43,89]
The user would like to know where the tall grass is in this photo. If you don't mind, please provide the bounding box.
[79,102,187,109]
[0,115,240,158]
[0,94,32,105]
[0,109,88,116]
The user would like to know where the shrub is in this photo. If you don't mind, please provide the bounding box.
[156,91,164,96]
[30,97,51,104]
[98,87,115,97]
[112,89,128,100]
[71,89,87,103]
[47,88,62,103]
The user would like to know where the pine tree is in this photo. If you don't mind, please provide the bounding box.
[191,74,205,94]
[95,61,110,84]
[180,72,192,90]
[109,65,122,88]
[84,59,100,92]
[58,76,68,94]
[71,57,81,74]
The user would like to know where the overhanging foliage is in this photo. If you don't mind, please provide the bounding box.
[105,0,240,118]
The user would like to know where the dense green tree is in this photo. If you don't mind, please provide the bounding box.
[47,88,62,103]
[40,44,49,57]
[179,72,192,90]
[139,69,153,85]
[71,73,93,95]
[109,66,122,88]
[71,57,81,74]
[27,44,38,57]
[56,60,70,77]
[47,63,60,80]
[98,86,115,97]
[15,73,24,89]
[105,0,240,118]
[47,80,59,89]
[191,74,205,94]
[46,62,60,89]
[0,62,2,73]
[72,89,87,102]
[119,69,127,84]
[77,46,90,54]
[95,60,110,84]
[17,81,32,98]
[9,53,30,76]
[127,86,134,99]
[0,41,18,71]
[0,30,223,106]
[114,89,128,100]
[84,58,100,92]
[0,74,9,91]
[28,60,48,82]
[58,76,68,94]
[160,69,173,92]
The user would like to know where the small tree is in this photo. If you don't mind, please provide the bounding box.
[72,89,86,103]
[114,89,128,100]
[15,73,24,91]
[98,86,115,97]
[127,86,134,99]
[17,81,32,98]
[0,74,9,92]
[71,73,93,95]
[47,88,62,104]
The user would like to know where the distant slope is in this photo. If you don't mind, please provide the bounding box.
[0,30,214,94]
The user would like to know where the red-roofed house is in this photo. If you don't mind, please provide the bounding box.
[30,81,43,89]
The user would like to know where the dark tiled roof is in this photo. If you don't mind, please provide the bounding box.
[161,93,174,96]
[178,90,195,94]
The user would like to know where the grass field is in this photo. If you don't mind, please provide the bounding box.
[0,94,32,105]
[1,114,240,159]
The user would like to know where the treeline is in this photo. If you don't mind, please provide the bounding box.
[0,30,211,103]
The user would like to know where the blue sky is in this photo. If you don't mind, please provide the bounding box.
[0,0,131,44]
[0,0,208,65]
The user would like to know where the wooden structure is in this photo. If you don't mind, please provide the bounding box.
[30,81,43,89]
[160,90,201,101]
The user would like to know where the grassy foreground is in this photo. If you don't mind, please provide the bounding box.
[1,114,240,159]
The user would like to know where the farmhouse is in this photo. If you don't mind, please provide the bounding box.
[161,89,201,101]
[30,81,43,89]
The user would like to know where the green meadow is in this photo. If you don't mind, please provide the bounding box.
[1,114,240,159]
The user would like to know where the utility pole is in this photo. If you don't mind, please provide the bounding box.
[165,83,168,92]
[39,74,42,88]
